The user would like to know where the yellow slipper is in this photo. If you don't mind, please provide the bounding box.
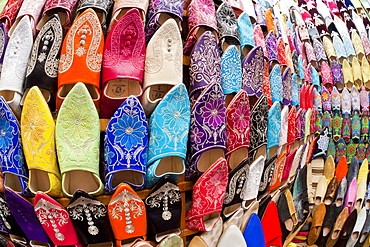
[21,86,62,197]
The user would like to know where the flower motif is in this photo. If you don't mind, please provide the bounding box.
[61,110,95,140]
[38,52,47,63]
[162,100,190,131]
[0,118,14,151]
[190,127,204,144]
[232,104,249,131]
[22,108,46,143]
[104,145,115,165]
[112,114,146,150]
[76,46,86,57]
[201,98,226,129]
[204,169,227,202]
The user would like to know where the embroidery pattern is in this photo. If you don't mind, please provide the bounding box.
[238,12,255,48]
[145,182,181,220]
[223,161,249,205]
[267,102,281,149]
[59,11,103,73]
[242,46,264,97]
[0,197,11,229]
[266,31,278,62]
[216,2,240,42]
[221,45,242,95]
[282,68,292,106]
[270,64,283,103]
[249,94,268,155]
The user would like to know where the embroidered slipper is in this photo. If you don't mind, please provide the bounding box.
[56,82,103,197]
[0,16,33,119]
[146,84,190,188]
[34,192,83,246]
[248,94,269,160]
[322,36,337,61]
[361,56,370,89]
[237,12,255,57]
[188,31,221,105]
[108,0,148,30]
[221,45,242,99]
[282,67,293,106]
[267,101,281,160]
[225,89,250,169]
[265,30,278,64]
[342,87,352,115]
[186,157,228,231]
[216,2,240,51]
[144,0,183,43]
[198,217,223,247]
[108,183,147,246]
[253,25,268,59]
[104,95,148,192]
[242,46,264,98]
[243,155,264,204]
[4,188,52,246]
[352,30,366,61]
[332,32,348,64]
[292,74,300,108]
[186,82,225,180]
[100,9,146,119]
[36,0,78,30]
[351,85,361,112]
[331,61,344,92]
[67,190,114,245]
[352,112,361,142]
[22,15,62,113]
[21,86,62,197]
[0,0,24,32]
[183,0,217,56]
[141,18,183,116]
[0,97,30,196]
[57,9,104,111]
[269,64,283,104]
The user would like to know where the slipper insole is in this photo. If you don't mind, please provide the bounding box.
[149,84,173,102]
[197,148,225,173]
[30,170,50,192]
[203,212,220,232]
[228,147,248,170]
[111,170,144,188]
[154,156,184,176]
[105,79,141,99]
[4,173,22,193]
[64,170,100,195]
[21,88,51,105]
[59,83,99,100]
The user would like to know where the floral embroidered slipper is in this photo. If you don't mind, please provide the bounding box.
[242,46,264,99]
[216,2,240,51]
[146,84,190,188]
[237,12,255,58]
[221,45,242,103]
[104,95,148,192]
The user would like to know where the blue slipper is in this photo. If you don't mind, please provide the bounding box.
[270,64,283,104]
[243,213,266,247]
[146,83,190,188]
[221,45,242,95]
[104,95,148,192]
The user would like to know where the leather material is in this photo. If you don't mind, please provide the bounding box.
[217,225,246,247]
[76,0,113,31]
[4,188,51,245]
[57,9,104,110]
[0,97,30,196]
[188,31,220,103]
[141,19,182,116]
[8,0,46,36]
[186,157,228,231]
[21,86,62,197]
[109,0,148,31]
[0,0,23,31]
[146,84,190,187]
[108,183,147,243]
[144,176,181,236]
[243,213,266,247]
[67,190,114,244]
[34,192,81,246]
[23,14,63,112]
[0,15,33,119]
[104,95,148,192]
[101,8,146,119]
[0,193,27,241]
[186,82,226,180]
[242,46,264,97]
[261,201,282,246]
[55,82,103,197]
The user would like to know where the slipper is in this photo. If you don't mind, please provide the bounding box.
[217,225,246,247]
[352,30,366,61]
[322,36,337,61]
[326,207,350,247]
[237,12,255,57]
[322,86,332,112]
[282,67,293,106]
[267,102,281,159]
[325,176,339,205]
[186,157,228,231]
[242,46,264,98]
[100,9,146,119]
[142,18,183,116]
[355,177,367,211]
[199,217,223,247]
[361,56,370,90]
[157,234,183,247]
[108,0,147,29]
[221,45,242,99]
[75,0,113,31]
[346,207,367,247]
[262,59,272,106]
[342,59,354,92]
[243,213,266,247]
[225,89,250,169]
[248,94,269,160]
[265,30,278,64]
[335,208,358,247]
[144,0,182,42]
[346,140,357,161]
[352,111,361,142]
[322,111,332,136]
[67,190,114,245]
[355,210,370,246]
[342,87,352,115]
[356,138,367,163]
[57,9,103,111]
[223,207,244,232]
[0,0,24,32]
[321,61,334,91]
[22,14,62,113]
[261,201,283,246]
[316,202,341,246]
[278,192,296,240]
[222,157,249,219]
[253,25,268,59]
[0,97,31,196]
[269,64,283,104]
[345,178,358,213]
[36,0,78,30]
[331,61,344,92]
[315,176,328,205]
[104,95,148,192]
[108,183,147,246]
[0,16,33,118]
[186,82,226,180]
[324,155,336,182]
[216,2,240,52]
[34,192,83,246]
[307,202,326,245]
[21,86,62,197]
[332,32,348,64]
[145,83,190,188]
[55,82,103,197]
[352,57,363,90]
[188,31,221,104]
[287,106,297,151]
